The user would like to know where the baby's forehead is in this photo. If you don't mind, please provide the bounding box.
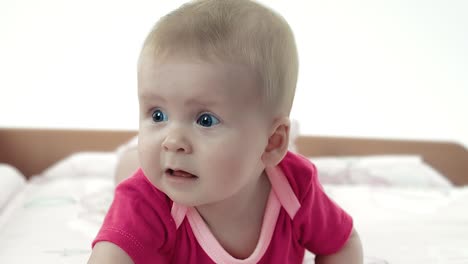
[141,57,259,87]
[138,58,264,104]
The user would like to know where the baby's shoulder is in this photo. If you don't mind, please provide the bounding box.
[96,169,176,261]
[278,151,318,201]
[115,168,173,218]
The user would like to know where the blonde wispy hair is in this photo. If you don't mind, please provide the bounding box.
[138,0,298,116]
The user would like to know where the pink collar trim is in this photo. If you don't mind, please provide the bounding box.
[187,191,279,264]
[265,166,300,219]
[170,165,300,263]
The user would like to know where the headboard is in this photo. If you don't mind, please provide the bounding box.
[1,128,467,185]
[0,128,136,178]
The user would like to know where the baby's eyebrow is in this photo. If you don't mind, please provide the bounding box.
[138,91,227,107]
[138,92,166,102]
[184,97,223,108]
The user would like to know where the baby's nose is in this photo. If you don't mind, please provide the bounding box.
[161,129,192,154]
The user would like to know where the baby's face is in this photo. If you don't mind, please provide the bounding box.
[137,58,270,206]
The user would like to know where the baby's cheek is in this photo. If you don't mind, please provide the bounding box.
[208,144,249,174]
[138,145,161,180]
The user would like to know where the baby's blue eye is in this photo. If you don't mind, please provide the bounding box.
[196,113,220,127]
[152,109,168,123]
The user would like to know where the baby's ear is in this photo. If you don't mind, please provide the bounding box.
[262,117,290,167]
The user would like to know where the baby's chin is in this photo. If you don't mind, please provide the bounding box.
[148,175,219,207]
[165,188,224,208]
[166,192,202,207]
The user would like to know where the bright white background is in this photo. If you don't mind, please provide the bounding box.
[1,0,467,146]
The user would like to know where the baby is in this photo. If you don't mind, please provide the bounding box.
[88,0,363,263]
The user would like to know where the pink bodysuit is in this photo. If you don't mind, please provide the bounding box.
[93,151,353,263]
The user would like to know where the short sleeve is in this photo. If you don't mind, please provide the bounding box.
[293,161,353,255]
[92,169,175,264]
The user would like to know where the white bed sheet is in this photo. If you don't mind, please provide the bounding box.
[325,185,468,264]
[0,176,113,263]
[1,152,467,264]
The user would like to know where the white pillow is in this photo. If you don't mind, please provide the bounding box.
[311,155,453,188]
[40,152,117,180]
[0,164,26,210]
[288,119,300,152]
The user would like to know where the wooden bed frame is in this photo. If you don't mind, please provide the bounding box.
[1,128,467,185]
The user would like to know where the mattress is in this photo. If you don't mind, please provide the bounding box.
[1,152,467,264]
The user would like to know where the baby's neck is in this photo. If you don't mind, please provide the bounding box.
[195,171,271,259]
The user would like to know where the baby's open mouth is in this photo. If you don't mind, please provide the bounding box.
[166,169,198,178]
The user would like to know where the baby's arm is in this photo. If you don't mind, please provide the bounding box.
[314,228,363,264]
[88,242,134,264]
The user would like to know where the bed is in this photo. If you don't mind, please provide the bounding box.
[1,128,467,264]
